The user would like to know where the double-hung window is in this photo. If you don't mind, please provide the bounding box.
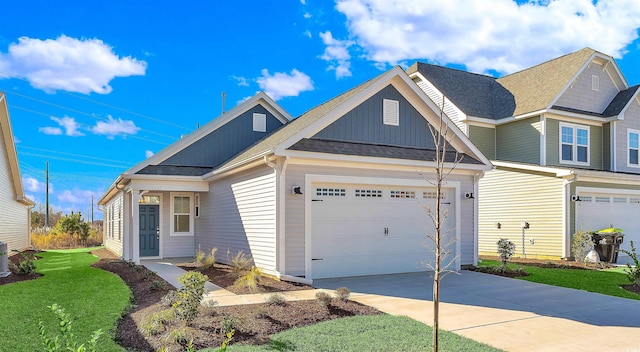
[560,123,589,165]
[170,193,194,235]
[629,129,640,167]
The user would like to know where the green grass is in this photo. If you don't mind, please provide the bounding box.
[0,248,131,352]
[202,315,501,352]
[479,260,640,300]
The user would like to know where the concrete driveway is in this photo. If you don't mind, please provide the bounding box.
[314,271,640,351]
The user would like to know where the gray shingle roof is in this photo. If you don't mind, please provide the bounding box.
[407,62,515,119]
[289,138,483,164]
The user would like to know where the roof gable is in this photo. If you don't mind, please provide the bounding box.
[214,66,491,174]
[0,93,33,205]
[127,92,291,176]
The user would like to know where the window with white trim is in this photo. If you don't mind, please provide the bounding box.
[560,123,589,165]
[253,113,266,132]
[628,129,640,167]
[171,193,194,235]
[383,99,399,126]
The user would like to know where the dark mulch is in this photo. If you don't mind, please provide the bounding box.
[91,250,379,351]
[467,266,529,278]
[0,250,42,285]
[179,262,312,295]
[622,284,640,295]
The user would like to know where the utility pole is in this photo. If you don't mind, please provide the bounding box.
[45,161,49,229]
[91,194,94,225]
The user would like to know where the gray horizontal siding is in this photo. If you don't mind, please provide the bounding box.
[546,118,603,169]
[496,116,540,163]
[468,125,496,159]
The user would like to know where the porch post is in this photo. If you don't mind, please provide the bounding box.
[132,191,141,264]
[122,191,131,261]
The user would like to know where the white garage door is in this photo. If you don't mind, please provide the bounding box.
[575,192,640,264]
[310,183,455,279]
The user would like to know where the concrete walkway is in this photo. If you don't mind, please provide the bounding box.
[144,259,640,351]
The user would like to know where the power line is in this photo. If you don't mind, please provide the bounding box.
[18,145,135,166]
[19,151,132,169]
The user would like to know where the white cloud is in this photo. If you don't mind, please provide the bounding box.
[333,0,640,74]
[92,115,140,139]
[38,126,62,135]
[57,188,96,205]
[319,31,354,78]
[0,35,147,94]
[53,116,85,136]
[303,12,312,19]
[231,75,249,87]
[303,30,312,38]
[14,136,21,143]
[256,69,314,100]
[145,150,154,158]
[23,177,45,192]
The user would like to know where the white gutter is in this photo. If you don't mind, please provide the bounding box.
[492,160,574,177]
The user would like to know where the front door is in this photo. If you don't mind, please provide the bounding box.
[140,205,160,257]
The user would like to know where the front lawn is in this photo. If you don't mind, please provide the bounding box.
[0,248,131,352]
[477,259,640,300]
[211,315,501,352]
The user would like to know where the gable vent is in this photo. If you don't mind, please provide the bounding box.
[383,99,399,126]
[253,113,266,132]
[592,75,599,91]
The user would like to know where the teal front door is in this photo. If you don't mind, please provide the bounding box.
[140,205,159,257]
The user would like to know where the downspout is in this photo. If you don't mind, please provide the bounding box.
[562,173,578,259]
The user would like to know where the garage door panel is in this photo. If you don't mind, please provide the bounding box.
[310,183,453,279]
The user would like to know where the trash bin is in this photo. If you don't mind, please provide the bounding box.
[591,231,624,263]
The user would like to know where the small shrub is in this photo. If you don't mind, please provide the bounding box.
[195,247,206,265]
[497,238,516,268]
[139,309,177,336]
[173,271,208,323]
[202,299,219,308]
[572,228,594,264]
[253,306,269,319]
[142,269,157,281]
[265,293,287,306]
[39,303,103,352]
[221,316,242,335]
[230,250,252,275]
[161,290,178,307]
[196,246,218,269]
[164,326,196,345]
[234,266,263,293]
[315,291,332,309]
[218,330,235,352]
[150,280,167,291]
[619,240,640,286]
[10,251,36,275]
[335,287,351,302]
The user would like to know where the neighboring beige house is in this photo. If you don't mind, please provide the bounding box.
[0,93,35,254]
[409,48,640,263]
[99,67,492,282]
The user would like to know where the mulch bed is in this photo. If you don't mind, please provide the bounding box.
[90,250,379,351]
[0,250,42,285]
[178,262,312,295]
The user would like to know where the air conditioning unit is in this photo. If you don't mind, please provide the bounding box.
[0,241,9,278]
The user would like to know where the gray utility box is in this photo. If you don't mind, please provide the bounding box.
[0,241,9,277]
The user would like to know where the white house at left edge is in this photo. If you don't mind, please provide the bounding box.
[99,67,492,282]
[0,93,35,254]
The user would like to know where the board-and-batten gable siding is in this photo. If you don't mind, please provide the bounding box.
[198,166,277,274]
[104,193,124,256]
[569,181,640,237]
[312,85,440,148]
[283,164,476,277]
[161,105,283,168]
[496,116,541,163]
[0,129,29,253]
[468,125,496,159]
[412,77,466,134]
[614,101,640,173]
[554,62,620,114]
[160,191,196,258]
[545,118,603,169]
[478,168,564,259]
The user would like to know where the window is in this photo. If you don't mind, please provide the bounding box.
[390,190,415,198]
[383,99,399,126]
[355,189,382,198]
[253,113,266,132]
[171,193,193,235]
[560,123,589,165]
[628,129,640,167]
[316,188,346,197]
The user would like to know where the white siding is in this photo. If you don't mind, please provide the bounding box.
[196,166,277,274]
[414,78,467,134]
[614,100,640,173]
[103,193,124,256]
[0,131,29,253]
[284,164,476,277]
[478,168,565,259]
[555,62,619,114]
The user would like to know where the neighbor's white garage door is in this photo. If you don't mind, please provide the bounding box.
[575,192,640,264]
[310,183,455,279]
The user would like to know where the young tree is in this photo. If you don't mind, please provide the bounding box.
[52,212,91,243]
[424,96,463,351]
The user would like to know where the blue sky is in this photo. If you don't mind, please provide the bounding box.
[1,0,640,220]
